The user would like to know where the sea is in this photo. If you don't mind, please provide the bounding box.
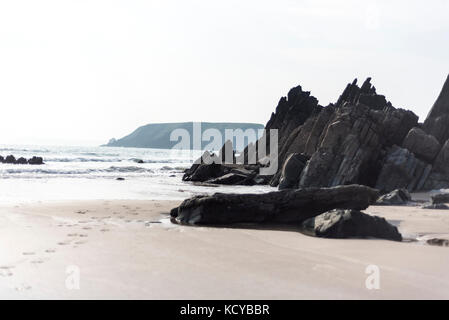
[0,145,274,203]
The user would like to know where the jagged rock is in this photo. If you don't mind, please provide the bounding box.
[265,85,322,149]
[278,153,309,190]
[431,193,449,204]
[423,75,449,143]
[376,189,411,205]
[15,157,28,164]
[0,156,3,163]
[375,146,431,192]
[28,156,44,165]
[296,78,418,190]
[270,106,335,186]
[4,155,16,164]
[422,203,449,210]
[402,127,441,162]
[170,184,379,225]
[301,209,402,241]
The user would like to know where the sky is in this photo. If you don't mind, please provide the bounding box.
[0,0,448,146]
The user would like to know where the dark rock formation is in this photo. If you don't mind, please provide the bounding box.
[183,163,226,182]
[278,153,309,190]
[376,189,411,205]
[170,185,379,225]
[375,146,431,192]
[402,128,441,162]
[0,155,44,165]
[423,75,449,144]
[15,157,28,164]
[4,155,16,164]
[182,75,449,192]
[423,140,449,190]
[28,156,44,165]
[301,209,402,241]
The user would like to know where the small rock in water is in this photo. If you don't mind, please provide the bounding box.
[116,177,125,181]
[28,156,44,165]
[427,238,449,247]
[431,193,449,204]
[4,155,16,164]
[15,157,28,164]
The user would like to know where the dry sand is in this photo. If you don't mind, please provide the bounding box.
[0,198,448,299]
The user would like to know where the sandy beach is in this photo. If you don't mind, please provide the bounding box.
[0,198,448,300]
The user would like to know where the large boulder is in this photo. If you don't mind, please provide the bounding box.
[170,184,379,225]
[402,127,441,162]
[301,209,402,241]
[278,153,309,190]
[375,145,431,192]
[376,189,411,205]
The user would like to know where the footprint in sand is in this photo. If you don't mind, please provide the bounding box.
[22,252,35,256]
[0,267,13,277]
[67,233,79,237]
[76,210,88,215]
[79,234,88,238]
[74,240,87,245]
[30,259,45,264]
[15,284,32,291]
[100,228,110,232]
[57,241,71,246]
[45,249,56,253]
[82,226,92,230]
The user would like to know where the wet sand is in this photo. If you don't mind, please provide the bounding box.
[0,199,448,299]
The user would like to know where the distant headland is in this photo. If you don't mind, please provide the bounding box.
[103,122,264,151]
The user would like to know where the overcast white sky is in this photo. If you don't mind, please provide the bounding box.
[0,0,448,146]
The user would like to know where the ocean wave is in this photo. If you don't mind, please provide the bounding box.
[45,157,123,163]
[0,165,154,176]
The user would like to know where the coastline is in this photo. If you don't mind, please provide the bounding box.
[1,198,448,299]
